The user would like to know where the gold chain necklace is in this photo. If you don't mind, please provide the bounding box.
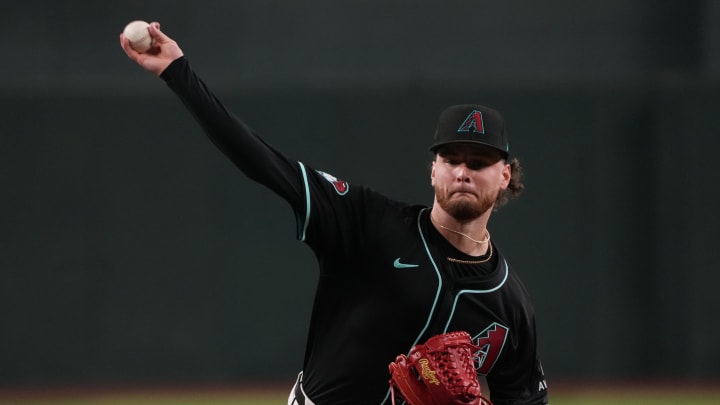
[446,242,493,264]
[431,215,493,264]
[431,216,491,244]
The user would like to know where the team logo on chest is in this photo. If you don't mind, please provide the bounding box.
[472,322,509,374]
[316,170,349,195]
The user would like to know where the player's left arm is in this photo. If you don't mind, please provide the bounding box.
[486,352,548,405]
[486,285,548,404]
[486,345,548,404]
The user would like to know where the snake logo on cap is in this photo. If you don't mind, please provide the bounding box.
[457,110,485,135]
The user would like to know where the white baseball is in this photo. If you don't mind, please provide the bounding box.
[123,20,153,53]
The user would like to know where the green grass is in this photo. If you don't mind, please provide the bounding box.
[1,388,718,405]
[551,392,720,405]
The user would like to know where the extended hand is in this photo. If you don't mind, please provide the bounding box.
[119,22,184,76]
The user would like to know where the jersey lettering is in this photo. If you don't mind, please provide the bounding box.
[472,322,509,374]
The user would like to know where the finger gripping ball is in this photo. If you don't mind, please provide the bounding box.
[123,20,153,53]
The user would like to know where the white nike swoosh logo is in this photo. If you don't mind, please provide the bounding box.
[393,258,419,269]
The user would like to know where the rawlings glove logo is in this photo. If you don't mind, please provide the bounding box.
[418,358,440,385]
[388,331,493,405]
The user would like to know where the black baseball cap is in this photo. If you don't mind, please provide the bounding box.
[429,104,509,158]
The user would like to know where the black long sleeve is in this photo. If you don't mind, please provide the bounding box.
[160,57,306,208]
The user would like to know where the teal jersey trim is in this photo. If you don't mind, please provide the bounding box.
[410,207,444,347]
[443,259,509,332]
[296,161,311,242]
[382,208,444,405]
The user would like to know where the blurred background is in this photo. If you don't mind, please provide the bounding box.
[1,0,718,393]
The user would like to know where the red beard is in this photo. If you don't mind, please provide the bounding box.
[435,188,497,221]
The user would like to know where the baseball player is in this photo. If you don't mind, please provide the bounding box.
[120,23,548,405]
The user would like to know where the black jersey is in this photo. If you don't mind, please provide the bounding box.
[161,57,548,405]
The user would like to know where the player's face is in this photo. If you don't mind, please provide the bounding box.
[431,144,510,221]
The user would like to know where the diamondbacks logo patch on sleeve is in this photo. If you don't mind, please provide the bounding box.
[316,170,349,195]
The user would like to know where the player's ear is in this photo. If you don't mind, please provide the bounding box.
[430,159,437,186]
[500,162,511,189]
